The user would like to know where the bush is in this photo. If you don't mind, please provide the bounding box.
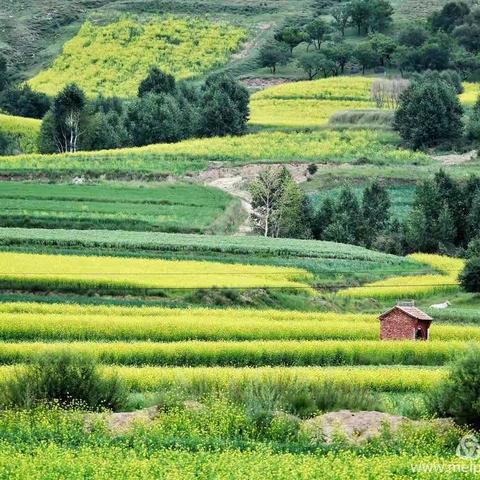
[2,352,127,411]
[460,256,480,292]
[428,347,480,428]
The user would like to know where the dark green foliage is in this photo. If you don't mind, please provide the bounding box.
[258,41,292,73]
[274,25,307,53]
[430,1,471,33]
[297,51,334,79]
[0,131,17,155]
[362,182,390,247]
[2,352,127,411]
[305,18,330,50]
[125,93,184,146]
[138,67,176,97]
[397,24,429,48]
[354,42,379,74]
[460,257,480,292]
[0,85,50,119]
[199,73,249,137]
[394,79,463,149]
[0,55,8,92]
[349,0,394,35]
[428,347,480,428]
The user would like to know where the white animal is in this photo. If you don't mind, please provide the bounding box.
[429,301,451,309]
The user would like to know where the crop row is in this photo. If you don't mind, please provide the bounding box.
[0,113,40,154]
[0,340,468,366]
[0,310,477,342]
[0,251,313,293]
[0,364,445,393]
[0,130,432,177]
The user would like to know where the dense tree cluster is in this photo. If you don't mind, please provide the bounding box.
[260,1,480,80]
[38,67,250,154]
[311,171,480,256]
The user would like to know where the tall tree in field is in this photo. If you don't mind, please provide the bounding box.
[362,181,390,246]
[305,18,330,50]
[47,83,87,153]
[250,168,310,238]
[394,80,464,149]
[258,41,291,73]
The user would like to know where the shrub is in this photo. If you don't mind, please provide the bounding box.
[428,347,480,428]
[2,352,127,411]
[460,256,480,292]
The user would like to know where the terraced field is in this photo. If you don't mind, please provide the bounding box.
[0,113,41,154]
[29,17,246,97]
[0,182,240,233]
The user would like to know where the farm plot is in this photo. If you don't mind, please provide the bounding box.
[338,254,464,299]
[0,251,313,294]
[29,17,246,97]
[0,182,240,234]
[0,303,474,342]
[0,227,427,285]
[250,77,376,128]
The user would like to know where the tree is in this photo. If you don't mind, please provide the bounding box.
[0,85,50,119]
[430,1,470,33]
[0,55,8,92]
[297,52,334,80]
[397,24,429,48]
[394,80,464,149]
[305,18,330,50]
[349,0,371,35]
[362,181,390,246]
[46,83,87,153]
[354,42,379,74]
[323,42,352,74]
[331,3,351,37]
[368,33,397,66]
[198,73,250,137]
[125,93,183,146]
[453,7,480,53]
[311,197,335,240]
[460,257,480,292]
[250,167,288,238]
[274,26,307,53]
[258,41,291,73]
[368,0,394,33]
[138,67,176,97]
[323,187,362,245]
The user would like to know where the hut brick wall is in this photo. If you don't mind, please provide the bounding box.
[380,310,417,340]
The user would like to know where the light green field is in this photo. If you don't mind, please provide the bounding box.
[0,114,40,154]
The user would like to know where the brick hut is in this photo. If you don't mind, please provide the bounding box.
[379,302,433,341]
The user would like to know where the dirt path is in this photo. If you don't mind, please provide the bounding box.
[197,163,313,235]
[433,150,477,166]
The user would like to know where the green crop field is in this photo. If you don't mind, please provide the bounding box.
[0,182,241,233]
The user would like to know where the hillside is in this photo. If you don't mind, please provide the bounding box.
[2,0,480,478]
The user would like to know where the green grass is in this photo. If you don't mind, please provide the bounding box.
[29,17,246,97]
[0,182,241,234]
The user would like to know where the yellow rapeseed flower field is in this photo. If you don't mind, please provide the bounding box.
[338,254,464,299]
[0,251,313,291]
